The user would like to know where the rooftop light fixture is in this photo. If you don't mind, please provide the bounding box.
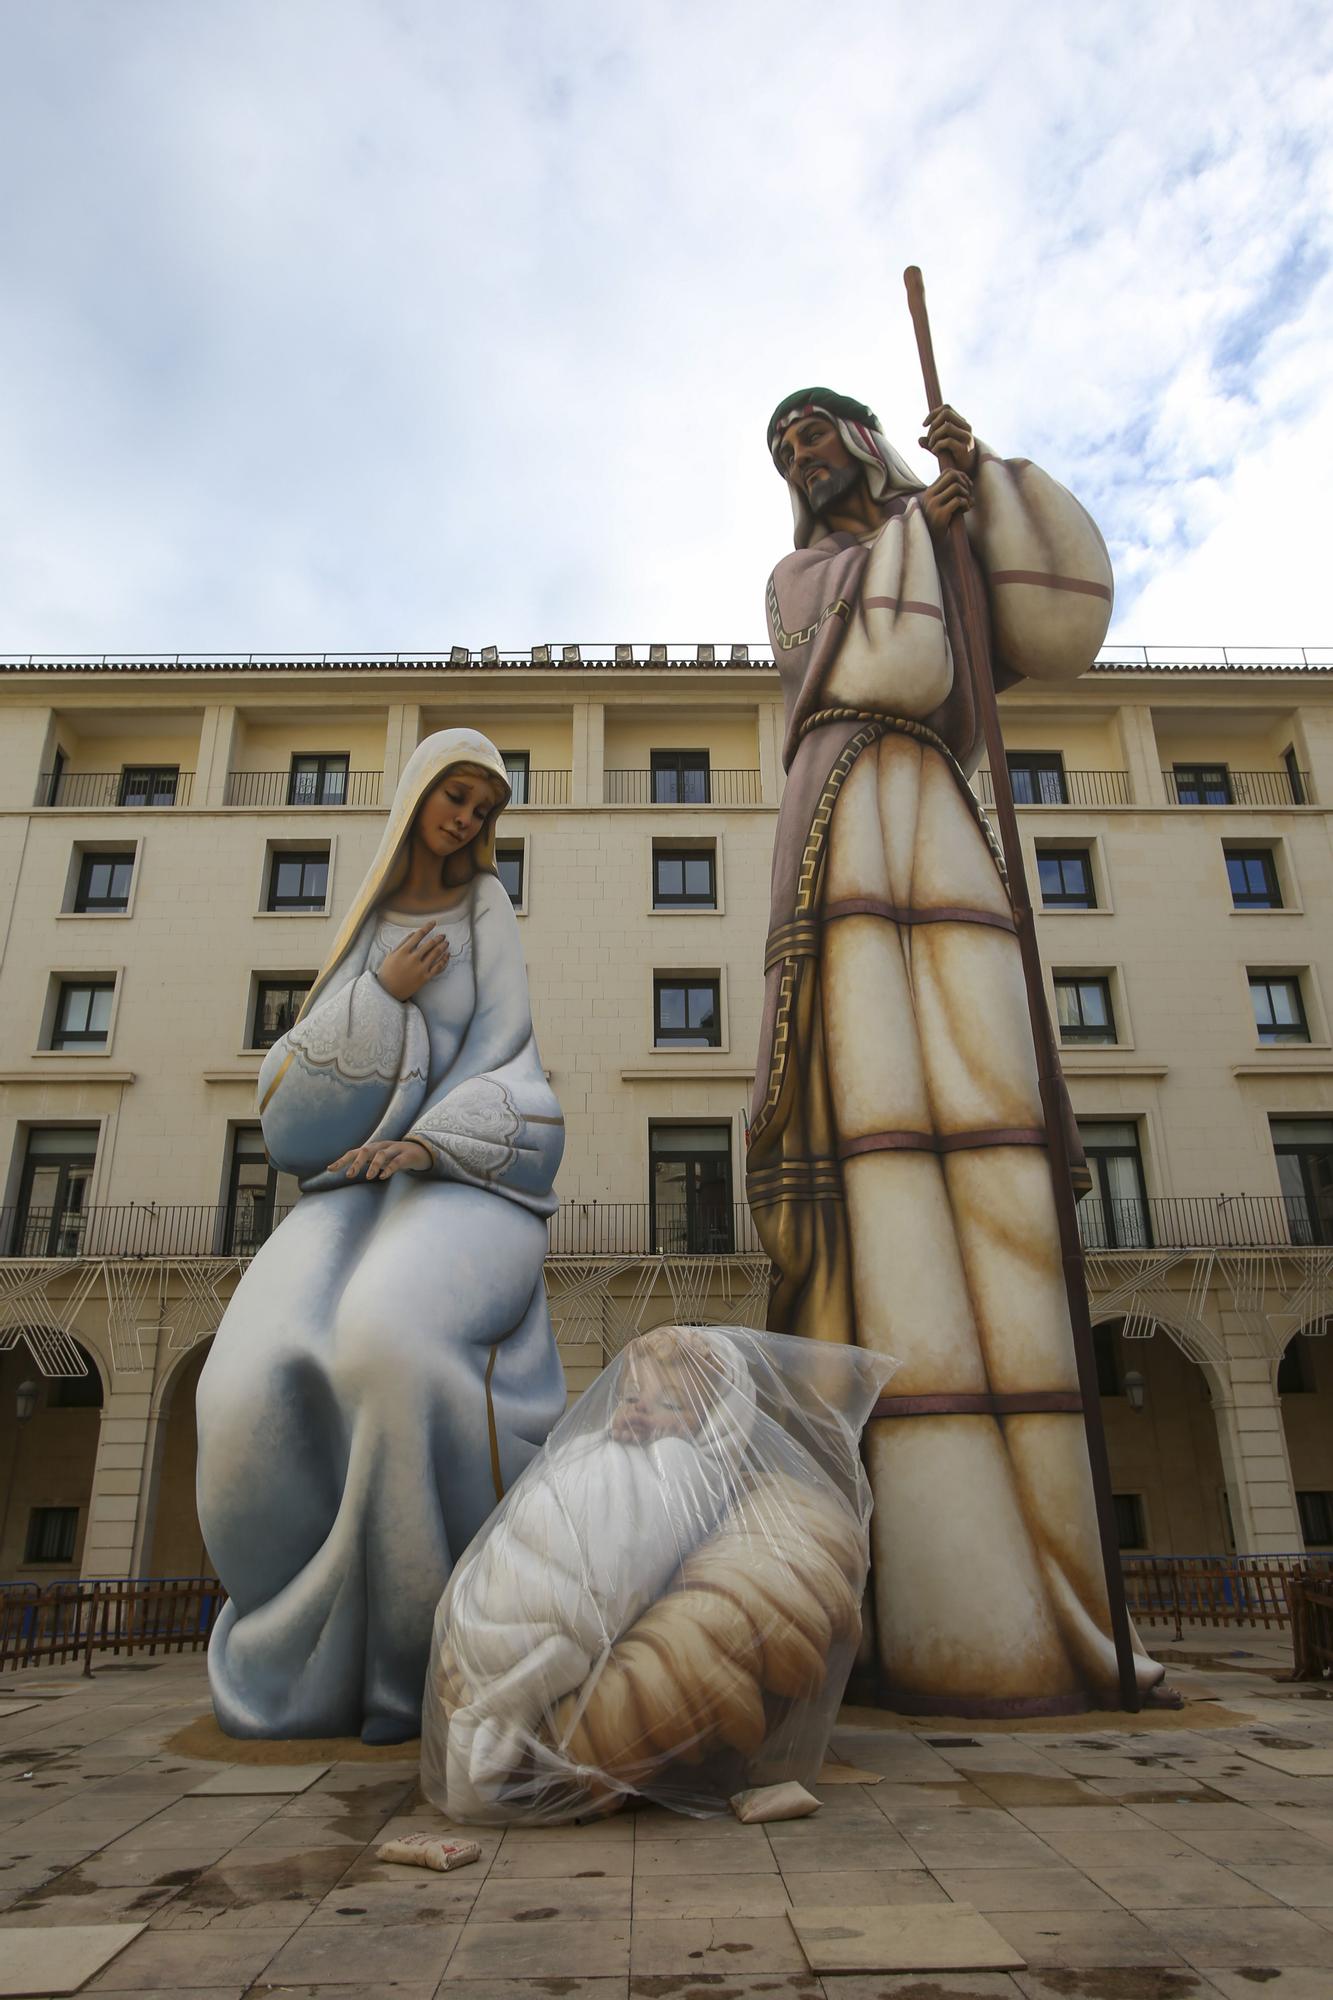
[649,644,667,663]
[730,644,750,663]
[449,646,469,666]
[561,645,581,664]
[697,644,715,664]
[480,645,499,665]
[531,645,551,665]
[614,644,633,664]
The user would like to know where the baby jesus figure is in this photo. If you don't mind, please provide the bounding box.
[423,1323,886,1825]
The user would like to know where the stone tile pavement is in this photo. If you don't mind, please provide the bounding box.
[1,1625,1331,1999]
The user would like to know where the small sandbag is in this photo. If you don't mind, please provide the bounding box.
[376,1832,482,1872]
[730,1781,821,1822]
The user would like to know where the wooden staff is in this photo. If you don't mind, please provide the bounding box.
[903,265,1141,1713]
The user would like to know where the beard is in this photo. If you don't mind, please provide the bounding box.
[806,462,862,517]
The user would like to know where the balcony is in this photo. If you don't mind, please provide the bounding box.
[1076,1192,1327,1252]
[5,1196,1324,1262]
[973,769,1132,808]
[604,770,762,806]
[224,770,383,808]
[1,1200,766,1260]
[37,770,195,809]
[506,770,570,806]
[1161,768,1310,806]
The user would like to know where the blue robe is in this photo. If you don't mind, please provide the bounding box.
[196,872,565,1742]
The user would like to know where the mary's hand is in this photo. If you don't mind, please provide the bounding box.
[329,1139,432,1181]
[376,924,450,1001]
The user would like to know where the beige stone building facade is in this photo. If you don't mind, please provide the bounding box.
[1,646,1331,1586]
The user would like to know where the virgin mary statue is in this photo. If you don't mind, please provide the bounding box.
[196,729,566,1743]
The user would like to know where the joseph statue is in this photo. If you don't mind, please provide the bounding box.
[748,388,1163,1713]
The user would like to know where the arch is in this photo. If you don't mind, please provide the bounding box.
[0,1339,105,1578]
[1093,1315,1230,1555]
[144,1340,212,1578]
[1276,1319,1333,1552]
[151,1332,214,1420]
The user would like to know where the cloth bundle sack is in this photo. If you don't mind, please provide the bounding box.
[420,1323,894,1823]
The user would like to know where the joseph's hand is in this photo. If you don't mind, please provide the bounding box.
[919,403,977,472]
[329,1139,432,1181]
[920,466,974,536]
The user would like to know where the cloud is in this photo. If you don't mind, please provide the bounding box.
[0,0,1330,651]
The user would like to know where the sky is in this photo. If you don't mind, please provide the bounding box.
[1,0,1330,657]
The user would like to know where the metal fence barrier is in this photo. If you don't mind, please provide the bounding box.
[0,1577,225,1675]
[1122,1553,1333,1637]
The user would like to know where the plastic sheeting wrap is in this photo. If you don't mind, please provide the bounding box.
[421,1323,895,1824]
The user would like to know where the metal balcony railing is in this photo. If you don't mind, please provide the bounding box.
[3,1195,1323,1262]
[505,770,571,806]
[1075,1192,1328,1251]
[604,770,763,806]
[36,770,195,808]
[1161,768,1311,806]
[223,770,383,808]
[1,1200,766,1260]
[972,769,1132,807]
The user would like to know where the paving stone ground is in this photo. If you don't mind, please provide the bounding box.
[2,1624,1331,1999]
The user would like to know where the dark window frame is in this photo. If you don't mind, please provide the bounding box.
[653,975,721,1048]
[266,848,330,913]
[1272,1122,1333,1246]
[1297,1491,1333,1546]
[495,843,525,905]
[1277,1335,1316,1396]
[73,849,136,914]
[117,764,179,808]
[1007,752,1067,805]
[287,753,349,807]
[1173,762,1232,805]
[653,845,718,908]
[24,1506,79,1564]
[223,1126,280,1255]
[1093,1324,1124,1397]
[1249,971,1309,1044]
[648,1120,734,1253]
[1112,1493,1148,1551]
[12,1129,98,1258]
[500,750,530,806]
[51,979,116,1051]
[1037,847,1096,909]
[1226,846,1282,909]
[1055,974,1117,1044]
[1283,745,1306,806]
[651,750,712,805]
[250,977,312,1050]
[1079,1122,1152,1250]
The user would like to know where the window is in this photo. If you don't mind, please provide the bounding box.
[224,1127,297,1255]
[1277,1335,1316,1396]
[1172,763,1231,805]
[1077,1120,1150,1250]
[50,980,115,1051]
[1055,975,1116,1045]
[654,976,720,1048]
[650,1123,733,1253]
[1283,746,1306,806]
[653,846,717,908]
[1037,848,1095,909]
[13,1126,98,1257]
[118,765,179,807]
[495,844,524,905]
[651,751,711,805]
[1298,1492,1333,1546]
[1093,1324,1124,1396]
[250,978,312,1049]
[1271,1118,1333,1246]
[501,751,530,806]
[73,850,135,913]
[1112,1494,1147,1551]
[267,849,329,912]
[1249,972,1308,1044]
[1007,753,1066,805]
[1226,847,1281,909]
[288,754,349,806]
[24,1507,79,1564]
